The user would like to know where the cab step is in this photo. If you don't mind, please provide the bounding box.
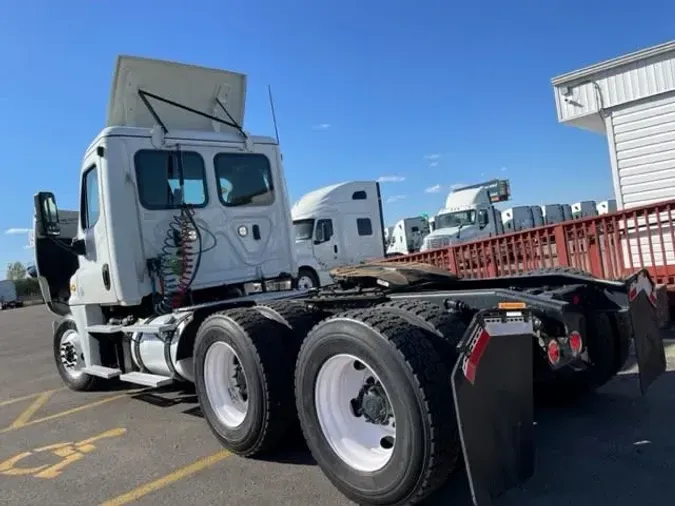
[82,365,122,379]
[119,372,173,388]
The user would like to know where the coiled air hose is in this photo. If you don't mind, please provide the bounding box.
[154,205,203,315]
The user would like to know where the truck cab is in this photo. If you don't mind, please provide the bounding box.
[386,217,430,256]
[32,55,297,325]
[291,181,386,288]
[420,182,507,251]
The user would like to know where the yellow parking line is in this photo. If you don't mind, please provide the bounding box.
[0,388,65,408]
[0,388,148,435]
[98,449,232,506]
[9,390,56,428]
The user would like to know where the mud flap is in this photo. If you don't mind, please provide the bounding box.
[451,309,535,506]
[625,269,666,395]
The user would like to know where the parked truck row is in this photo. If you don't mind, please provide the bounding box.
[29,55,666,506]
[289,177,618,288]
[421,179,617,251]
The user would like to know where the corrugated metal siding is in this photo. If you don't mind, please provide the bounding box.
[613,92,675,208]
[610,94,675,267]
[555,52,675,123]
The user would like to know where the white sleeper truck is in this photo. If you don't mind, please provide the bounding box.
[386,216,430,256]
[291,181,386,287]
[32,55,667,506]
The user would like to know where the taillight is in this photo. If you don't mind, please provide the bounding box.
[547,340,561,365]
[568,331,583,356]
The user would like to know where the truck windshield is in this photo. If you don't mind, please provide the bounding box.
[294,219,315,241]
[436,210,476,229]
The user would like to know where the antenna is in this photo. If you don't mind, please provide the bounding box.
[268,85,281,145]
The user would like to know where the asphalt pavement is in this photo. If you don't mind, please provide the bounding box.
[1,304,674,506]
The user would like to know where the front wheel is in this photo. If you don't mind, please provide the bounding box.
[53,316,103,391]
[295,309,458,506]
[297,268,320,290]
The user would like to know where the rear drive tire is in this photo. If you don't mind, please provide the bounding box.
[193,307,298,457]
[376,299,467,363]
[254,300,326,352]
[295,308,457,506]
[54,316,103,392]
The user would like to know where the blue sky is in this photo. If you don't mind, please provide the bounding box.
[1,0,674,277]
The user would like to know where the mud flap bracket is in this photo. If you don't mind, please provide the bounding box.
[451,308,535,506]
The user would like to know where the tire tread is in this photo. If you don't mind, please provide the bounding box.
[297,308,459,505]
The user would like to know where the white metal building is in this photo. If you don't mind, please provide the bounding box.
[552,40,675,210]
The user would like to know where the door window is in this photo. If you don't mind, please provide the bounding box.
[315,219,334,243]
[81,165,100,230]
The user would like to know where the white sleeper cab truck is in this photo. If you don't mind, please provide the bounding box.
[31,55,666,506]
[420,179,508,251]
[291,181,386,287]
[386,216,430,256]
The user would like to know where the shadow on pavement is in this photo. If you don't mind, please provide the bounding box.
[126,362,675,506]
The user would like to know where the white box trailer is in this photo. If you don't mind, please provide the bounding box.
[502,206,535,232]
[0,280,19,309]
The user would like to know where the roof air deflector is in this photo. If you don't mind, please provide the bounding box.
[107,55,247,134]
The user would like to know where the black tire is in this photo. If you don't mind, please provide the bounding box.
[297,267,320,289]
[193,307,298,457]
[585,312,620,387]
[254,300,326,351]
[376,299,467,360]
[53,316,103,392]
[295,308,458,506]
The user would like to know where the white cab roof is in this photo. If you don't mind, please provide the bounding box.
[291,181,378,220]
[444,187,487,210]
[107,55,247,133]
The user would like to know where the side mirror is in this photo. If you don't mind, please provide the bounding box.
[478,210,489,229]
[34,191,61,237]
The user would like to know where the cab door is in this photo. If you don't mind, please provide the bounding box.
[70,154,118,305]
[312,218,341,269]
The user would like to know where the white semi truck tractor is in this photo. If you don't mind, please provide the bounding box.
[31,55,666,506]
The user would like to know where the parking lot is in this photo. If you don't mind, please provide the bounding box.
[1,304,675,506]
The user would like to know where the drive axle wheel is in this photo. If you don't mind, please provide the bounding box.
[194,307,298,457]
[295,309,457,506]
[316,354,397,472]
[53,316,102,392]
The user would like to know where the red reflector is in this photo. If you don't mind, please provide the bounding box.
[463,329,491,385]
[569,331,582,355]
[547,340,560,365]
